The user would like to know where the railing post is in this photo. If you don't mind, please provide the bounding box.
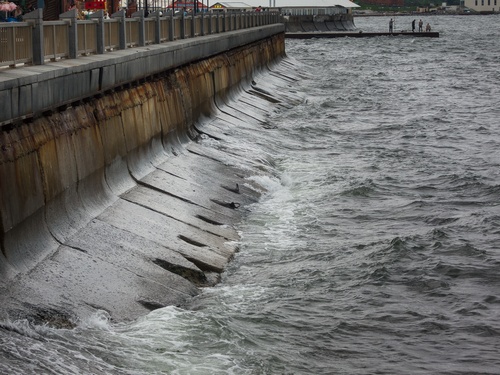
[169,10,174,41]
[90,10,105,54]
[24,8,44,65]
[208,13,212,34]
[191,11,195,37]
[181,11,186,39]
[132,10,145,46]
[216,12,220,33]
[200,11,204,36]
[59,8,78,58]
[222,12,226,32]
[111,9,126,50]
[150,10,161,44]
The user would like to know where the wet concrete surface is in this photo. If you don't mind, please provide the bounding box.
[0,143,257,323]
[0,49,303,326]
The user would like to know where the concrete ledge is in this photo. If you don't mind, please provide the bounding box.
[0,24,285,126]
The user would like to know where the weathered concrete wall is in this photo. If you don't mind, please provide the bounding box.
[0,30,286,324]
[0,24,284,125]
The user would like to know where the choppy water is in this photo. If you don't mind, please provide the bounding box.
[2,15,500,374]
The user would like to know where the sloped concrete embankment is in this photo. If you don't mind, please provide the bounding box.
[0,34,287,325]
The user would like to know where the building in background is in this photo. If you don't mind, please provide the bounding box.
[274,0,359,16]
[170,0,208,11]
[464,0,498,12]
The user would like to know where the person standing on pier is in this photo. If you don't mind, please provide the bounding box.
[426,22,431,32]
[412,19,416,32]
[389,18,393,33]
[418,19,423,32]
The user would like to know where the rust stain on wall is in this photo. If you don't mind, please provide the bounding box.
[0,34,285,278]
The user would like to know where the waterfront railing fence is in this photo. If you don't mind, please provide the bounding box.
[0,9,281,68]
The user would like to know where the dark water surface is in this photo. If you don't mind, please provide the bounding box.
[2,15,500,374]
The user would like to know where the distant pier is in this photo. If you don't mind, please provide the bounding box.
[286,31,440,38]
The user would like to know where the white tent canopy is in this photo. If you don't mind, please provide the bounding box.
[211,1,253,8]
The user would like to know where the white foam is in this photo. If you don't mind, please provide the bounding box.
[0,319,44,339]
[77,310,112,331]
[245,174,282,194]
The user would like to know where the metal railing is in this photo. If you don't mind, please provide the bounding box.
[0,9,282,68]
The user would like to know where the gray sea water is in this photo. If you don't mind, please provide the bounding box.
[1,15,500,374]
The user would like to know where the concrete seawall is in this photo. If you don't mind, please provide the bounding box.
[0,26,287,325]
[0,24,284,125]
